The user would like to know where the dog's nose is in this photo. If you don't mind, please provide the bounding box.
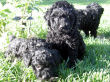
[59,22,68,27]
[59,24,70,31]
[59,25,63,28]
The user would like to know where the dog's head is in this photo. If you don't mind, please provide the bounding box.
[86,3,104,15]
[21,38,47,67]
[21,38,62,80]
[31,48,62,80]
[44,1,76,33]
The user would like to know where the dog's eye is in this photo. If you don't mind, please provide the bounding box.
[52,14,57,18]
[62,15,66,18]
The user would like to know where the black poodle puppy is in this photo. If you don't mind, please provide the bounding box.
[76,2,104,37]
[44,1,85,67]
[5,37,62,80]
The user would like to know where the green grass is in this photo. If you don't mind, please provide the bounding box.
[0,0,110,82]
[38,0,110,5]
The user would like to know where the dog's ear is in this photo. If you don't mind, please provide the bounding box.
[44,9,53,27]
[44,9,50,21]
[70,10,77,28]
[23,54,32,67]
[93,14,97,20]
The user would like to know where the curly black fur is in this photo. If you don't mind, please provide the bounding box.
[5,37,62,80]
[44,1,85,67]
[5,37,25,59]
[76,2,104,37]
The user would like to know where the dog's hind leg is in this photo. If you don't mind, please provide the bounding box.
[84,30,89,37]
[90,30,97,38]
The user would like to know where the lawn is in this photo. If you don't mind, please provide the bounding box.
[0,0,110,82]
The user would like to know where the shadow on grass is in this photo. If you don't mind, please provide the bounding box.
[98,31,110,39]
[58,43,110,80]
[98,26,110,39]
[38,0,110,6]
[74,43,110,77]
